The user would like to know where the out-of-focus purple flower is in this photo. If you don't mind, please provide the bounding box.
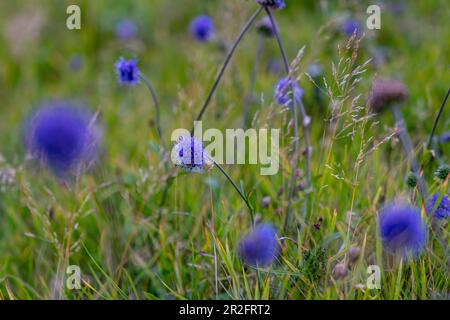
[256,16,275,37]
[266,59,282,75]
[426,193,449,220]
[171,135,213,173]
[25,101,98,176]
[239,223,279,267]
[189,16,214,42]
[256,0,286,10]
[306,62,323,78]
[4,8,46,58]
[379,202,426,256]
[275,77,304,106]
[115,19,138,41]
[388,1,407,16]
[368,78,409,113]
[69,55,83,71]
[341,18,362,37]
[440,132,450,143]
[115,57,139,85]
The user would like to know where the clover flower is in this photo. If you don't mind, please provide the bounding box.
[426,193,449,220]
[256,16,275,37]
[171,135,213,173]
[189,16,214,42]
[239,223,279,267]
[348,246,361,263]
[115,57,139,85]
[25,101,98,176]
[115,19,138,41]
[332,262,348,279]
[368,78,409,113]
[256,0,286,10]
[274,77,304,106]
[379,202,426,256]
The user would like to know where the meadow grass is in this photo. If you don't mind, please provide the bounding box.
[0,0,448,300]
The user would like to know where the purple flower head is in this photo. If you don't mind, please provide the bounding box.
[266,59,282,75]
[275,77,304,106]
[115,19,138,41]
[256,16,275,37]
[239,223,279,267]
[426,193,449,220]
[189,16,214,42]
[379,203,426,256]
[341,18,362,37]
[172,135,213,173]
[256,0,286,10]
[115,57,139,86]
[440,132,450,143]
[25,101,98,176]
[69,55,83,72]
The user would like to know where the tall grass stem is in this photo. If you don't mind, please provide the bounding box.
[427,88,449,149]
[214,161,255,226]
[139,73,166,152]
[192,6,263,128]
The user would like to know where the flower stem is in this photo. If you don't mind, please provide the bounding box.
[264,7,311,231]
[139,73,166,152]
[161,7,262,214]
[214,161,255,226]
[297,98,312,191]
[391,103,428,200]
[243,35,265,128]
[263,8,289,71]
[164,7,263,220]
[427,88,450,149]
[192,6,263,126]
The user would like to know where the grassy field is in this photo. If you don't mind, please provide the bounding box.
[0,0,448,300]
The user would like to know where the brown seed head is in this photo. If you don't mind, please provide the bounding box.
[368,78,409,113]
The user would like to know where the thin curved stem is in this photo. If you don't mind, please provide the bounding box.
[264,8,289,73]
[139,73,166,152]
[192,6,263,128]
[243,35,265,128]
[427,88,450,149]
[139,72,170,219]
[214,161,255,226]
